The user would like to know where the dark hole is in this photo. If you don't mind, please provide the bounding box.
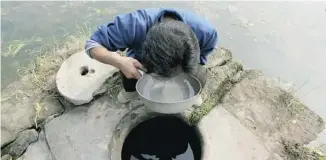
[80,66,89,76]
[121,115,202,160]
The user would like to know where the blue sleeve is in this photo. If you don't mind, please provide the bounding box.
[200,29,218,64]
[85,10,148,57]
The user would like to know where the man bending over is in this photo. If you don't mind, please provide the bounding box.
[85,8,218,104]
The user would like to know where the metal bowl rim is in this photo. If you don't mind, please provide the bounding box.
[135,74,202,104]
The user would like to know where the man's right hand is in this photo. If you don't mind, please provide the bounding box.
[89,47,143,80]
[117,57,143,80]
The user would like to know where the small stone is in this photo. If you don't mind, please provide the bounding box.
[1,129,38,158]
[56,50,118,105]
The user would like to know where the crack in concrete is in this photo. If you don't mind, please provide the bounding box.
[38,96,68,160]
[1,125,40,155]
[42,126,58,160]
[3,96,67,160]
[1,129,38,158]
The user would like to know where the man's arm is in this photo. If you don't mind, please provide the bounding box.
[200,29,218,65]
[85,10,149,79]
[88,46,124,69]
[85,9,148,60]
[89,46,143,79]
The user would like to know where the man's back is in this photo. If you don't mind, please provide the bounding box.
[85,8,218,64]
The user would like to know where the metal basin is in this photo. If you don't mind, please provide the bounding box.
[136,70,202,114]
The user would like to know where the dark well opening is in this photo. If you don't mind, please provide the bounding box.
[121,115,202,160]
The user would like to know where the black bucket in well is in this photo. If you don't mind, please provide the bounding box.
[121,115,202,160]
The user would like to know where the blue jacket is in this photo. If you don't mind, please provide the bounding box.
[85,8,218,64]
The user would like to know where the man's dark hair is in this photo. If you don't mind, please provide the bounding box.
[142,20,200,77]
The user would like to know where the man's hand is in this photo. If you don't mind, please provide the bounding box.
[117,57,143,80]
[89,47,143,80]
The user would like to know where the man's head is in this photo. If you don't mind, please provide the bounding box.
[142,20,200,78]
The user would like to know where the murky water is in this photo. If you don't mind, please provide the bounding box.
[1,2,326,119]
[122,116,201,160]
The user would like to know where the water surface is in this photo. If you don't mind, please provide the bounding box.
[142,73,196,103]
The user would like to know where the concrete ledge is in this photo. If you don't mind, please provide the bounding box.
[198,106,270,160]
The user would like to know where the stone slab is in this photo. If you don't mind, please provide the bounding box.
[1,129,38,158]
[1,95,63,147]
[56,50,118,105]
[198,106,270,160]
[16,131,54,160]
[44,95,129,160]
[221,70,325,156]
